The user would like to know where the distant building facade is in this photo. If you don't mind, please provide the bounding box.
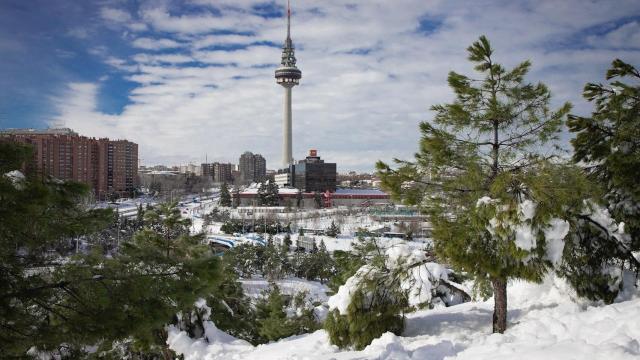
[201,163,215,179]
[201,162,234,183]
[293,150,336,193]
[1,128,138,198]
[238,151,266,184]
[213,162,234,183]
[179,163,201,176]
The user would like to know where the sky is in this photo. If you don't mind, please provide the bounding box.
[1,0,639,172]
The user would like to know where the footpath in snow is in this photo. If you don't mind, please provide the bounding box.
[167,275,640,360]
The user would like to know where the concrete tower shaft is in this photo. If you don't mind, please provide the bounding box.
[275,0,301,169]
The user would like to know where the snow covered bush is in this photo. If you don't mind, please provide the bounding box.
[254,283,320,343]
[324,241,467,350]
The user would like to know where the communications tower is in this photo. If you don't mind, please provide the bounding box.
[274,0,301,168]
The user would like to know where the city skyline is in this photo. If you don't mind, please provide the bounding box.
[1,0,640,171]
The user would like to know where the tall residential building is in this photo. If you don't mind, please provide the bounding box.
[1,128,138,198]
[201,163,215,179]
[238,151,266,184]
[275,0,302,169]
[201,162,234,183]
[213,162,234,183]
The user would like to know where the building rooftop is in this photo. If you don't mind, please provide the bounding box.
[0,128,77,136]
[334,188,388,196]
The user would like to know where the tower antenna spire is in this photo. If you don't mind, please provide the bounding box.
[287,0,291,39]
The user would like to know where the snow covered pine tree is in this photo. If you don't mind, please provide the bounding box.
[377,36,582,333]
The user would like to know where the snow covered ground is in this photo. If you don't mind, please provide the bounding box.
[240,277,330,303]
[168,275,640,360]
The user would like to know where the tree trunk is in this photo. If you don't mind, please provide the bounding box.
[491,277,507,333]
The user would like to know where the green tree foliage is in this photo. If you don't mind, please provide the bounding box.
[263,242,291,280]
[258,180,280,206]
[223,243,266,278]
[296,189,304,208]
[220,219,287,235]
[314,192,323,209]
[377,36,574,333]
[255,284,319,343]
[327,250,364,293]
[563,59,640,301]
[219,182,232,207]
[324,289,405,351]
[324,237,469,350]
[283,233,292,252]
[149,181,162,196]
[207,265,259,344]
[293,240,336,283]
[568,59,640,247]
[0,141,222,359]
[0,142,113,356]
[83,202,219,358]
[323,238,408,350]
[325,221,341,238]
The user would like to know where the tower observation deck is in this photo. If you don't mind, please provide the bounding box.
[275,0,301,168]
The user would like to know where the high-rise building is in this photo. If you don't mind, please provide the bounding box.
[275,0,302,169]
[201,162,234,183]
[213,162,234,183]
[238,151,266,184]
[201,163,215,179]
[1,128,138,198]
[293,150,336,193]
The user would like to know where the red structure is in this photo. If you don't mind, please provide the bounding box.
[1,128,138,198]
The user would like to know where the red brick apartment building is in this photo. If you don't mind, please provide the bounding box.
[1,128,138,199]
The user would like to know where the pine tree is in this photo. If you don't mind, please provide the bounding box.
[0,141,221,358]
[377,36,575,333]
[264,181,280,206]
[563,59,640,301]
[136,203,145,225]
[207,264,259,344]
[114,201,220,357]
[314,192,323,209]
[323,238,408,350]
[257,180,280,206]
[569,59,640,249]
[0,141,113,356]
[327,250,364,293]
[315,240,335,283]
[263,242,290,280]
[326,221,341,238]
[219,182,232,207]
[283,233,292,252]
[296,188,304,208]
[255,284,293,342]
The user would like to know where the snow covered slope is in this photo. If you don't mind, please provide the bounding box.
[168,275,640,360]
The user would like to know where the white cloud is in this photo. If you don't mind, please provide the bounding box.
[132,37,185,50]
[587,21,640,49]
[100,7,132,23]
[52,0,640,171]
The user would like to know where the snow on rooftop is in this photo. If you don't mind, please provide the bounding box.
[334,188,388,196]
